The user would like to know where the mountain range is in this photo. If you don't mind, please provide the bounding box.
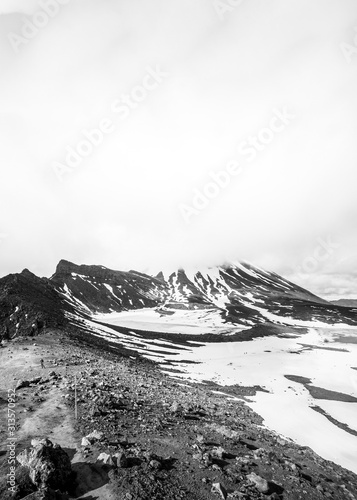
[1,259,356,341]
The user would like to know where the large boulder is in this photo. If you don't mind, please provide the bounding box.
[17,439,72,492]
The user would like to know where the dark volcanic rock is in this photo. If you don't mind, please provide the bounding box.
[0,269,73,340]
[16,439,72,492]
[51,259,167,314]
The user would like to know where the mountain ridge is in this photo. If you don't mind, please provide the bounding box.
[0,259,356,340]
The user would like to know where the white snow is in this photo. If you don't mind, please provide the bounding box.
[95,308,246,335]
[315,400,357,432]
[60,284,92,313]
[246,302,357,328]
[104,283,113,293]
[72,301,357,474]
[153,327,357,474]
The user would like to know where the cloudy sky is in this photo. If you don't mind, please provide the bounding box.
[0,0,356,299]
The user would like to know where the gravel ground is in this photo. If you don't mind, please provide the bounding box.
[0,330,357,499]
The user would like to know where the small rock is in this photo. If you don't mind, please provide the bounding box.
[30,438,42,447]
[89,405,100,417]
[97,452,113,465]
[202,452,212,466]
[211,482,228,500]
[113,451,128,468]
[247,472,269,494]
[211,446,227,459]
[29,376,42,385]
[227,493,245,499]
[149,459,162,470]
[170,401,183,413]
[16,380,30,390]
[86,430,104,443]
[196,434,205,443]
[81,437,91,447]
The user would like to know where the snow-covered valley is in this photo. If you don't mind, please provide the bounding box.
[90,310,357,474]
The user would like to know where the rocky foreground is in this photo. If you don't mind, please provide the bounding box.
[0,331,357,499]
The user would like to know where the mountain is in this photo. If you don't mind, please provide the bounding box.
[331,298,357,308]
[0,259,356,340]
[52,260,357,327]
[51,259,166,314]
[0,268,73,339]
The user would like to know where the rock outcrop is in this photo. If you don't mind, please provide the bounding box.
[17,439,72,493]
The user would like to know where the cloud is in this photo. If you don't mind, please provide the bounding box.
[0,0,39,14]
[0,0,356,299]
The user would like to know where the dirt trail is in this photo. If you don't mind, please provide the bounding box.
[0,333,115,499]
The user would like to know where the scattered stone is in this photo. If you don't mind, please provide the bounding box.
[211,482,228,499]
[97,452,114,465]
[86,430,104,443]
[89,404,100,417]
[202,452,213,467]
[211,446,227,459]
[170,401,183,413]
[205,423,241,440]
[227,493,245,499]
[16,379,31,390]
[85,429,104,443]
[196,433,205,443]
[113,451,128,468]
[149,459,162,470]
[246,472,269,493]
[30,376,42,385]
[81,437,91,447]
[30,438,43,448]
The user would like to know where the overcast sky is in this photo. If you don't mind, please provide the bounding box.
[0,0,356,299]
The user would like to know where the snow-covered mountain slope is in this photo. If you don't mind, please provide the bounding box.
[1,259,356,340]
[51,260,167,315]
[163,262,357,326]
[51,260,357,327]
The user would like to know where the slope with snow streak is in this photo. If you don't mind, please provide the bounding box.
[70,310,357,474]
[164,262,357,326]
[50,259,357,327]
[69,314,190,364]
[52,260,167,313]
[155,326,357,474]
